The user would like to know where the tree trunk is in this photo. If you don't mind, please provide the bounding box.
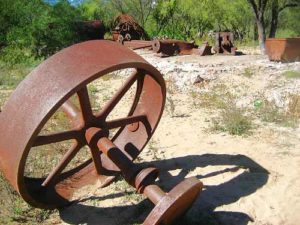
[253,21,258,41]
[247,0,268,54]
[256,18,266,53]
[269,0,279,38]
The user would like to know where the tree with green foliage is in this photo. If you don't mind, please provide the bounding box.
[269,0,300,38]
[1,0,300,65]
[247,0,300,52]
[152,0,177,35]
[79,0,112,22]
[278,6,300,37]
[0,0,81,65]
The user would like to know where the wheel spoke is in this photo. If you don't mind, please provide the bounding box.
[42,142,82,187]
[33,130,80,147]
[105,114,147,130]
[61,101,83,128]
[77,86,94,124]
[96,70,139,119]
[127,75,145,116]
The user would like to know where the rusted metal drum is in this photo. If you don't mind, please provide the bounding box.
[0,40,166,209]
[266,38,300,62]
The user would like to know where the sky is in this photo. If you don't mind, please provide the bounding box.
[44,0,84,5]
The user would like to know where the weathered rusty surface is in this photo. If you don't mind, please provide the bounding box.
[0,40,166,209]
[143,177,202,225]
[266,38,300,62]
[214,32,237,55]
[152,39,213,57]
[112,14,148,42]
[122,40,153,50]
[152,39,198,57]
[198,41,213,56]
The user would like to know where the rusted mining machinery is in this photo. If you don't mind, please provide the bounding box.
[214,32,237,55]
[198,41,213,56]
[152,39,212,57]
[112,14,148,42]
[0,41,202,225]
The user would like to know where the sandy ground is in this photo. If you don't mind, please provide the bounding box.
[5,48,299,225]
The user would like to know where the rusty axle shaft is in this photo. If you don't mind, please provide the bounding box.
[85,127,166,204]
[85,127,202,225]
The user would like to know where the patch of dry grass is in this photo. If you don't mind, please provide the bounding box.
[255,95,300,128]
[287,94,300,119]
[190,84,232,110]
[165,78,179,117]
[242,67,254,78]
[190,84,252,136]
[0,91,11,110]
[212,102,252,136]
[283,70,300,79]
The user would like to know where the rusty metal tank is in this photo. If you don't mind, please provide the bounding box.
[266,38,300,62]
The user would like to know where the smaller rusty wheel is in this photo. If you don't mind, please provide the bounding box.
[143,177,202,225]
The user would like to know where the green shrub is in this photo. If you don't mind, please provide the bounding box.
[0,0,81,65]
[0,46,36,67]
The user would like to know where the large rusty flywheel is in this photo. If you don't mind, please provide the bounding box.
[0,41,202,224]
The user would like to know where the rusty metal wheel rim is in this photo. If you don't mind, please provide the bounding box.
[0,40,166,209]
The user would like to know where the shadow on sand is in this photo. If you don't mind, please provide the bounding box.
[59,153,269,225]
